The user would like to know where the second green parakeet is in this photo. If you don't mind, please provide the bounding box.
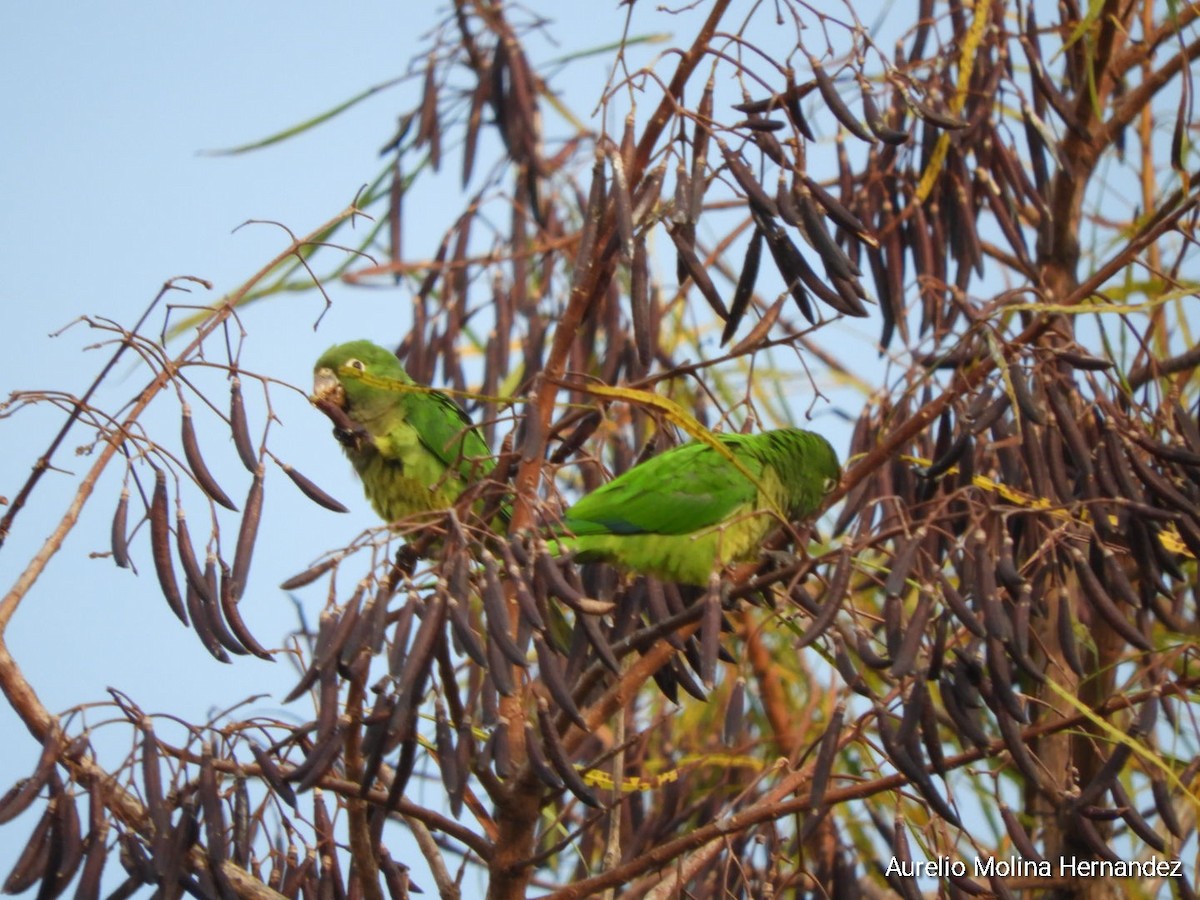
[312,340,496,522]
[554,428,840,585]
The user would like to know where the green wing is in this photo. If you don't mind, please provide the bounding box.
[399,387,495,482]
[563,437,762,537]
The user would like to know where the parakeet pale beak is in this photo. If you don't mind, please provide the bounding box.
[312,368,345,406]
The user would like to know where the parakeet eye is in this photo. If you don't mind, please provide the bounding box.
[822,476,838,494]
[346,358,366,371]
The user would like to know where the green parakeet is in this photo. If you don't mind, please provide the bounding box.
[555,428,840,586]
[312,340,496,522]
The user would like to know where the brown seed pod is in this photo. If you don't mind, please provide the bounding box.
[278,464,348,513]
[198,744,228,867]
[534,634,586,730]
[719,142,778,218]
[536,699,599,807]
[229,377,259,473]
[802,700,844,836]
[204,557,249,657]
[939,669,990,750]
[2,801,53,894]
[219,562,273,661]
[247,739,297,809]
[110,489,131,569]
[181,404,237,511]
[186,580,231,664]
[860,81,909,144]
[1070,547,1151,650]
[668,224,730,320]
[487,628,516,697]
[490,720,513,779]
[43,784,83,897]
[279,556,339,592]
[997,803,1045,863]
[448,595,488,668]
[481,553,528,668]
[753,212,814,322]
[630,236,652,368]
[699,588,722,689]
[1109,777,1167,853]
[0,733,60,828]
[793,182,860,280]
[149,469,188,626]
[723,677,746,746]
[433,698,462,817]
[498,542,545,631]
[781,71,817,141]
[811,59,873,142]
[228,468,265,602]
[721,225,763,346]
[523,721,564,793]
[606,142,635,264]
[140,729,164,852]
[175,511,212,604]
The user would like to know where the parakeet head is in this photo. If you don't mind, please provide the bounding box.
[313,340,413,419]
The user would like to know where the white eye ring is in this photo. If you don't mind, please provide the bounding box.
[822,476,838,493]
[347,358,366,371]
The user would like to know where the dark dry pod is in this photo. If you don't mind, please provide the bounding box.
[278,463,348,513]
[198,744,230,883]
[181,403,238,511]
[433,699,462,817]
[1151,775,1183,838]
[801,701,844,839]
[630,236,652,367]
[2,801,53,894]
[279,556,340,592]
[110,489,132,569]
[719,141,778,217]
[793,182,860,280]
[723,677,746,745]
[669,224,730,320]
[186,579,230,664]
[753,212,814,322]
[498,541,545,631]
[0,729,61,826]
[536,700,599,807]
[490,719,513,779]
[175,511,212,604]
[228,467,265,602]
[523,721,564,792]
[448,594,488,668]
[481,553,527,668]
[229,377,259,472]
[487,626,516,696]
[811,59,873,142]
[999,803,1044,862]
[231,776,250,867]
[860,81,909,144]
[1109,777,1167,853]
[1070,547,1152,651]
[534,634,586,730]
[698,588,722,689]
[721,225,763,346]
[204,557,249,657]
[801,174,871,240]
[248,739,298,809]
[607,142,635,262]
[219,561,273,661]
[149,468,188,625]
